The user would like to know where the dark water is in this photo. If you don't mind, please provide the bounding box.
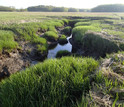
[47,35,72,58]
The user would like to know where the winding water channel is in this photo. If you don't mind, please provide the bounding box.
[47,35,72,58]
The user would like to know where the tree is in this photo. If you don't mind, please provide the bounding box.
[91,4,124,12]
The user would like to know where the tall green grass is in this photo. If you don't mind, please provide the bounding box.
[82,32,119,57]
[44,31,58,41]
[74,22,91,27]
[0,19,68,52]
[72,26,101,44]
[56,50,71,58]
[58,35,68,44]
[0,57,98,107]
[0,30,18,52]
[62,26,72,36]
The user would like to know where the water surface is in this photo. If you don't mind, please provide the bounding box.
[47,35,72,58]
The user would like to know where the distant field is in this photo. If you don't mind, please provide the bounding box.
[0,12,124,24]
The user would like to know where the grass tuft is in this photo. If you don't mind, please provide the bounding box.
[0,57,98,107]
[0,30,18,52]
[56,50,71,58]
[44,31,58,41]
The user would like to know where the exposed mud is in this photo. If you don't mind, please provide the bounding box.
[0,26,70,80]
[0,50,31,80]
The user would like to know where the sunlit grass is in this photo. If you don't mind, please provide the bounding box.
[0,57,98,107]
[44,31,59,41]
[0,30,18,52]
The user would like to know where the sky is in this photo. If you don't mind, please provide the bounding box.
[0,0,124,9]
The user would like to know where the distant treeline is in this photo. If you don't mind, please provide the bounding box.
[91,4,124,12]
[27,5,89,12]
[0,6,16,11]
[1,4,124,12]
[0,5,89,12]
[0,6,27,12]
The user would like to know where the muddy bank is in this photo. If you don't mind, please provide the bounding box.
[0,25,72,80]
[0,50,30,80]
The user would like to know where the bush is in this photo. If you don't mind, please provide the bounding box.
[44,31,58,41]
[56,50,71,58]
[0,57,98,107]
[58,35,68,44]
[82,32,119,57]
[62,26,71,36]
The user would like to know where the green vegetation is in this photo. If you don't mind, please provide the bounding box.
[119,43,124,51]
[0,57,98,107]
[91,4,124,12]
[104,29,124,39]
[62,26,72,36]
[27,5,85,12]
[58,35,68,44]
[0,19,67,53]
[0,30,18,52]
[69,19,91,27]
[56,50,71,58]
[82,32,119,57]
[68,8,79,12]
[0,6,16,12]
[0,12,124,106]
[74,22,91,27]
[44,31,58,41]
[72,26,101,44]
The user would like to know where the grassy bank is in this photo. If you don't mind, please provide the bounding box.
[0,57,98,107]
[0,54,123,106]
[0,18,69,54]
[71,17,124,57]
[0,12,124,107]
[0,30,18,52]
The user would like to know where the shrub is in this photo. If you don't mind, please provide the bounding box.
[44,31,58,41]
[0,57,99,107]
[62,26,72,36]
[58,35,68,44]
[82,32,119,57]
[56,50,71,58]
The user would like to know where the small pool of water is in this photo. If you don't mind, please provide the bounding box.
[47,35,72,58]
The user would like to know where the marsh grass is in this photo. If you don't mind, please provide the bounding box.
[82,32,119,57]
[75,22,91,27]
[44,31,58,41]
[0,19,67,52]
[104,29,124,39]
[0,57,99,107]
[72,26,101,44]
[62,26,72,36]
[119,43,124,51]
[58,35,68,44]
[56,50,71,58]
[0,30,18,52]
